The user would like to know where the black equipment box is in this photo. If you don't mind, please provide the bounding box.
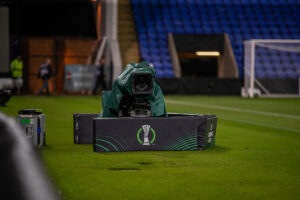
[17,109,46,147]
[93,114,217,152]
[73,113,217,151]
[73,113,99,144]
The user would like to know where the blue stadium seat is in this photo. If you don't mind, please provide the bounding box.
[277,70,288,78]
[256,69,266,78]
[266,70,277,78]
[286,69,297,79]
[131,0,300,78]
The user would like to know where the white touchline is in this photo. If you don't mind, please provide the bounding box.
[220,117,300,133]
[165,99,300,120]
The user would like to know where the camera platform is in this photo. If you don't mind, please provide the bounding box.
[73,113,217,152]
[74,62,217,152]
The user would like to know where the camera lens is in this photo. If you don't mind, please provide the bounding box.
[135,76,150,91]
[132,72,153,95]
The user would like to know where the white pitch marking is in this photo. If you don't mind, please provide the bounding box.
[220,117,300,133]
[165,99,300,120]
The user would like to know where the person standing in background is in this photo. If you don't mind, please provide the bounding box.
[10,55,23,94]
[37,59,53,95]
[92,58,107,95]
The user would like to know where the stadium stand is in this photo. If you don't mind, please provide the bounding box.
[131,0,300,78]
[254,45,300,79]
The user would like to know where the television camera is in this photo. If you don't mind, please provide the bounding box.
[118,72,154,117]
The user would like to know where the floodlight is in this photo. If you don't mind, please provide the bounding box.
[195,51,220,56]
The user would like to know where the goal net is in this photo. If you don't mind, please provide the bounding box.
[242,39,300,98]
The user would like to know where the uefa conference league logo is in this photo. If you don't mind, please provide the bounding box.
[137,125,156,146]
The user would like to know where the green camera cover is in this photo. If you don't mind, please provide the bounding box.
[102,62,167,117]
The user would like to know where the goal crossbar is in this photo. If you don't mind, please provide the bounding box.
[242,39,300,98]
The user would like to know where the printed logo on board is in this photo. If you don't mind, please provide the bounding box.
[208,124,214,143]
[137,125,156,145]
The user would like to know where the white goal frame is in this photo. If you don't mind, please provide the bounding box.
[242,39,300,98]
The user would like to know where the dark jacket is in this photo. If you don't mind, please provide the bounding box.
[96,64,105,80]
[38,63,53,79]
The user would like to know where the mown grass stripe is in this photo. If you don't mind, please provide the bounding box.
[166,99,300,119]
[220,117,300,133]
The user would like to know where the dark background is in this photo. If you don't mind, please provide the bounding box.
[5,0,97,37]
[173,34,224,53]
[174,34,224,78]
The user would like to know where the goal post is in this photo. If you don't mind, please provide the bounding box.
[242,39,300,98]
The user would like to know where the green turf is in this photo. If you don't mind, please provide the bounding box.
[1,95,300,200]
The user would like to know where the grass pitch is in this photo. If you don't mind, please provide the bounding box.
[1,95,300,200]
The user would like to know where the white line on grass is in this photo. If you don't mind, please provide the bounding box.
[220,117,300,133]
[165,99,300,120]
